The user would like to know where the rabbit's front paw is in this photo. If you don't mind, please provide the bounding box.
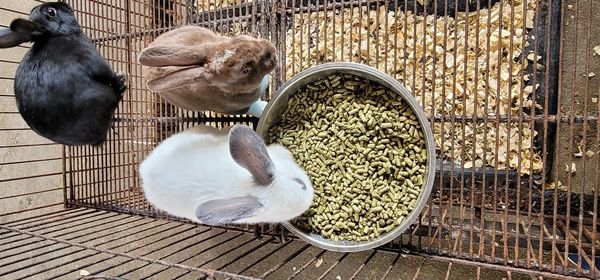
[116,72,127,94]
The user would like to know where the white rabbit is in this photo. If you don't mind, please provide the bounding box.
[139,124,314,225]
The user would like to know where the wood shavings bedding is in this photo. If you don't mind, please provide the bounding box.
[285,0,543,175]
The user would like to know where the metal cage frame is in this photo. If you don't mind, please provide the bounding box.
[1,0,598,279]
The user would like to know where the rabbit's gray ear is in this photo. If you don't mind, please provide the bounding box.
[195,196,263,225]
[138,45,209,67]
[146,66,211,92]
[229,125,274,186]
[0,19,45,48]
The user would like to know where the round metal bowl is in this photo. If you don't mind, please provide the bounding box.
[256,62,436,252]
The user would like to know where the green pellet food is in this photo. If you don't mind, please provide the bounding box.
[267,73,428,242]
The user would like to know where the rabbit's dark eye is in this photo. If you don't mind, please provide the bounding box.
[293,178,307,190]
[240,62,254,76]
[47,7,57,18]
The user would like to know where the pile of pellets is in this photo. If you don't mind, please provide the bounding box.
[268,74,428,241]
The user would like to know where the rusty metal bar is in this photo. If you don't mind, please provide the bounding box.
[0,223,260,280]
[27,224,216,276]
[409,251,591,280]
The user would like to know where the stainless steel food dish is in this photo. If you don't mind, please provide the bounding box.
[256,62,436,252]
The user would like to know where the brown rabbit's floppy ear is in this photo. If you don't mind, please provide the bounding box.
[0,19,45,48]
[195,196,263,225]
[229,125,275,186]
[138,45,209,67]
[146,66,211,92]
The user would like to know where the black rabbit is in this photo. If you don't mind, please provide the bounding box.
[0,2,126,146]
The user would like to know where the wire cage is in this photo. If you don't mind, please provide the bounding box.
[1,0,599,279]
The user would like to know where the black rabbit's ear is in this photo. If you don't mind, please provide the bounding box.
[11,19,45,37]
[0,19,44,48]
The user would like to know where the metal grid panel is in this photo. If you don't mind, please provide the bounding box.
[0,209,574,280]
[23,0,594,278]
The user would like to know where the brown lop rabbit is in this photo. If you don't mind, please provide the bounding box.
[138,26,276,115]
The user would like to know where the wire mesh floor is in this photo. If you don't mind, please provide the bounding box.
[0,208,577,280]
[67,188,600,279]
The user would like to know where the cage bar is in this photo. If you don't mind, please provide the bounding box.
[0,0,598,278]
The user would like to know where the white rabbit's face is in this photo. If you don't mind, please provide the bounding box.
[264,145,315,217]
[268,145,313,190]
